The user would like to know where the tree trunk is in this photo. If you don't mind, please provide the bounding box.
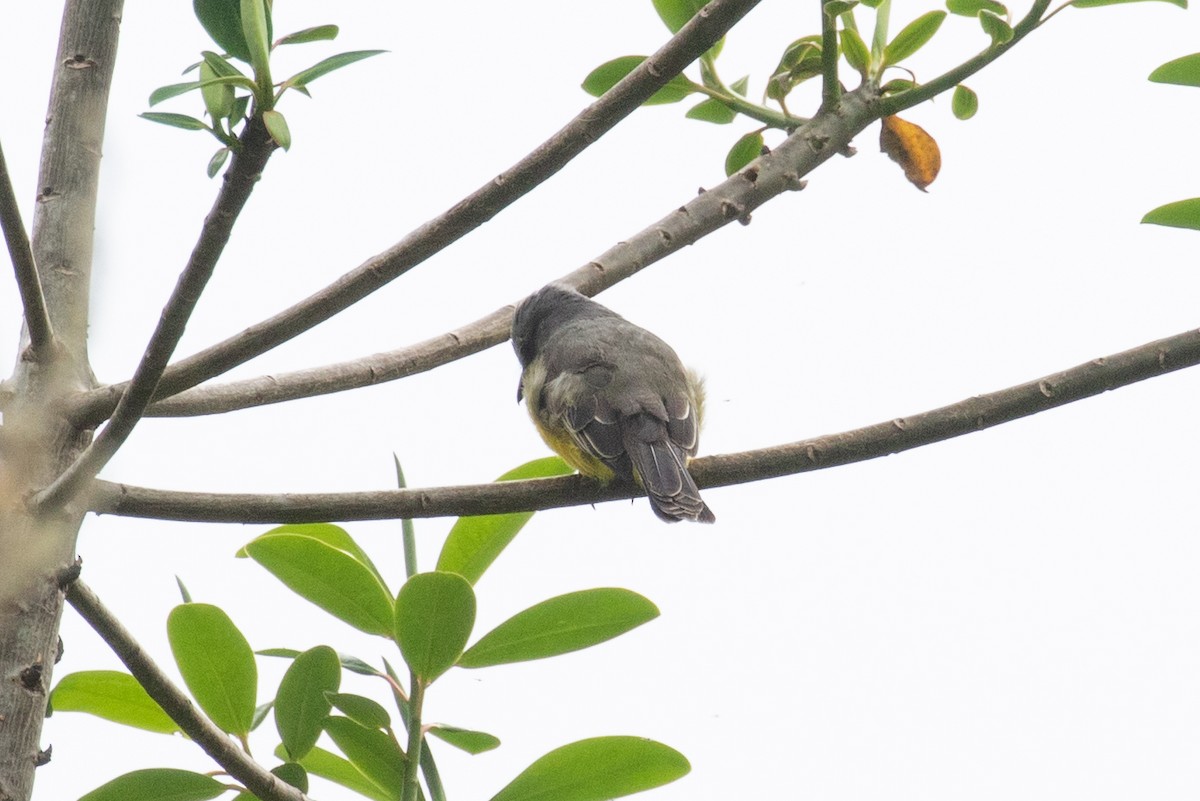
[0,2,122,798]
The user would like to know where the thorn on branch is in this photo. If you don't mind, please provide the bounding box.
[55,636,64,664]
[840,143,857,158]
[18,663,44,693]
[64,54,98,70]
[34,746,52,767]
[56,556,82,589]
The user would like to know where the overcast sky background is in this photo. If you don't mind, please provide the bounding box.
[6,1,1200,799]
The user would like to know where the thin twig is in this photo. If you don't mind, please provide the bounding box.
[64,0,764,428]
[820,1,841,111]
[876,0,1051,117]
[0,141,55,358]
[30,119,277,514]
[86,327,1200,523]
[65,578,311,801]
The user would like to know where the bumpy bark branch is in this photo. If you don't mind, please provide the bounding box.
[0,2,124,799]
[64,0,764,427]
[112,0,1061,421]
[30,119,277,513]
[65,579,311,801]
[87,327,1200,523]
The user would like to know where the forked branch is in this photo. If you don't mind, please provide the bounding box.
[31,119,277,513]
[65,0,765,428]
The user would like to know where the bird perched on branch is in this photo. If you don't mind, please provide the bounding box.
[511,284,715,523]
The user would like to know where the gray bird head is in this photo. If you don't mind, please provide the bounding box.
[511,283,604,370]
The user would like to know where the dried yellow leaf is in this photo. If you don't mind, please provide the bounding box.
[879,115,941,192]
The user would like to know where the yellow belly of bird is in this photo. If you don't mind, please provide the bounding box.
[527,404,617,483]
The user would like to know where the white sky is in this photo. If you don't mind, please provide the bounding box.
[6,1,1200,799]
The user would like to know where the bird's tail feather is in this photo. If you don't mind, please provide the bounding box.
[624,435,715,524]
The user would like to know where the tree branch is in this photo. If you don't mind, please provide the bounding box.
[0,140,55,359]
[64,0,764,428]
[102,85,876,419]
[876,0,1051,117]
[86,327,1200,523]
[30,119,277,514]
[91,0,1062,422]
[64,578,311,801]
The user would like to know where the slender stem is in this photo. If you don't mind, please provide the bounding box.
[400,676,426,801]
[394,455,418,578]
[820,2,840,110]
[65,579,311,801]
[876,0,1051,117]
[30,118,276,513]
[86,326,1200,523]
[0,141,55,358]
[64,0,765,428]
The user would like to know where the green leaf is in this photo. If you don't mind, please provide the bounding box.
[766,36,824,101]
[978,10,1013,44]
[239,523,386,583]
[724,131,763,177]
[279,744,391,801]
[436,457,573,584]
[148,82,203,107]
[243,531,394,636]
[951,84,978,119]
[140,112,210,132]
[276,24,339,46]
[945,0,1007,14]
[324,716,405,799]
[284,50,387,90]
[651,0,707,32]
[200,50,246,79]
[193,0,251,62]
[167,603,257,736]
[489,737,690,801]
[882,11,947,67]
[459,588,659,669]
[251,701,273,731]
[685,97,737,124]
[271,762,309,792]
[839,28,870,76]
[263,109,291,150]
[49,671,179,734]
[394,572,476,684]
[581,56,697,104]
[275,645,340,761]
[428,725,501,755]
[175,576,193,604]
[327,692,392,730]
[240,0,272,87]
[258,647,384,676]
[1073,0,1185,7]
[199,63,236,120]
[824,0,859,15]
[206,148,230,179]
[1149,53,1200,86]
[1142,198,1200,230]
[880,78,917,95]
[79,769,225,801]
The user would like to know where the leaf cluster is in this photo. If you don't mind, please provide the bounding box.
[51,459,689,801]
[142,0,383,175]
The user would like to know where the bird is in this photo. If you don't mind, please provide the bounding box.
[511,283,715,523]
